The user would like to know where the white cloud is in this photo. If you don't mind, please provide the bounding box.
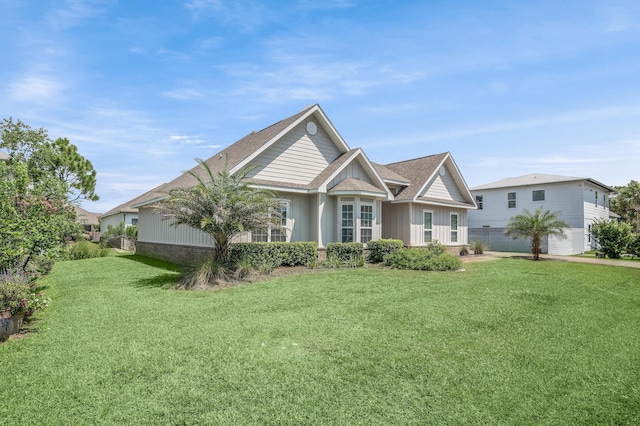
[162,88,204,100]
[44,0,109,30]
[8,75,66,102]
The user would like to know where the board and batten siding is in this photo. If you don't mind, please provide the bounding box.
[247,120,341,185]
[137,207,215,247]
[423,166,465,202]
[410,205,467,246]
[383,203,467,246]
[382,202,410,243]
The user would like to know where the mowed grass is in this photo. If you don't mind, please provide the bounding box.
[1,256,639,425]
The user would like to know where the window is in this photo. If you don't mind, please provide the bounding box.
[252,201,289,242]
[595,191,598,207]
[339,197,376,243]
[270,202,289,242]
[341,204,354,243]
[475,195,483,210]
[450,213,458,243]
[508,192,516,208]
[252,228,268,242]
[424,211,433,242]
[532,190,545,201]
[131,218,138,226]
[360,204,373,244]
[588,224,591,243]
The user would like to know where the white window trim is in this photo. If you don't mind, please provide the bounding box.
[423,209,433,243]
[251,200,291,242]
[338,197,376,244]
[450,212,459,243]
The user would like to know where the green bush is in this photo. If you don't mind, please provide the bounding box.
[385,243,462,271]
[229,242,318,269]
[367,239,404,263]
[64,240,111,260]
[591,219,633,259]
[326,242,364,263]
[628,233,640,257]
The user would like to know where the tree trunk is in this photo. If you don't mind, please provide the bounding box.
[531,236,541,260]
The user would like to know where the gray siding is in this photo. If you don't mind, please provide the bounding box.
[423,166,464,201]
[469,227,548,253]
[247,120,341,185]
[137,207,214,247]
[327,159,374,189]
[383,202,467,247]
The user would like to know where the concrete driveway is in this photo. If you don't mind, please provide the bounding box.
[463,251,640,269]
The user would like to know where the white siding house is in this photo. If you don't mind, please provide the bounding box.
[469,174,614,255]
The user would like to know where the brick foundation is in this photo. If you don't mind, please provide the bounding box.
[136,241,215,266]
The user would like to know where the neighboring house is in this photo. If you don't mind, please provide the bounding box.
[0,150,8,161]
[127,104,476,265]
[99,198,142,235]
[74,206,101,241]
[468,173,614,255]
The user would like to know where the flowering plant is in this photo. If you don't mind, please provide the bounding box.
[0,270,49,315]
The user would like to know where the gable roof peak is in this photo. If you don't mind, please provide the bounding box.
[384,151,449,166]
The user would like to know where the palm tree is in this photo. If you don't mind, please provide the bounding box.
[153,158,280,265]
[504,207,570,260]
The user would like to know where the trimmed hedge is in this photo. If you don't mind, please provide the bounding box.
[326,242,364,262]
[367,239,404,263]
[385,242,462,271]
[230,242,318,267]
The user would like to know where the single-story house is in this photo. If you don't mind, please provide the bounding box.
[126,104,476,265]
[98,198,142,234]
[468,173,615,255]
[74,206,101,241]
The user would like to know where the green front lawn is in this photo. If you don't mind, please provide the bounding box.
[1,256,639,425]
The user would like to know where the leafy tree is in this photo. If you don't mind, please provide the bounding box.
[0,118,96,271]
[610,180,640,230]
[628,233,640,257]
[1,118,98,202]
[590,218,633,259]
[504,207,570,260]
[153,158,280,265]
[0,160,80,270]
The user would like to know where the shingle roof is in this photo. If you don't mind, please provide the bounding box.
[101,183,169,218]
[131,105,318,207]
[471,173,614,192]
[328,177,387,194]
[384,153,449,201]
[372,162,411,184]
[74,206,101,226]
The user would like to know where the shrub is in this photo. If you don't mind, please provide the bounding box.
[367,239,404,263]
[326,242,364,263]
[385,242,462,271]
[591,219,633,259]
[229,242,318,269]
[470,240,488,255]
[628,233,640,257]
[64,240,111,260]
[233,256,254,280]
[179,258,227,288]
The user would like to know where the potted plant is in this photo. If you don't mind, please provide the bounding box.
[0,270,38,337]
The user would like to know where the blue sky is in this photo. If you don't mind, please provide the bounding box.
[1,0,639,213]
